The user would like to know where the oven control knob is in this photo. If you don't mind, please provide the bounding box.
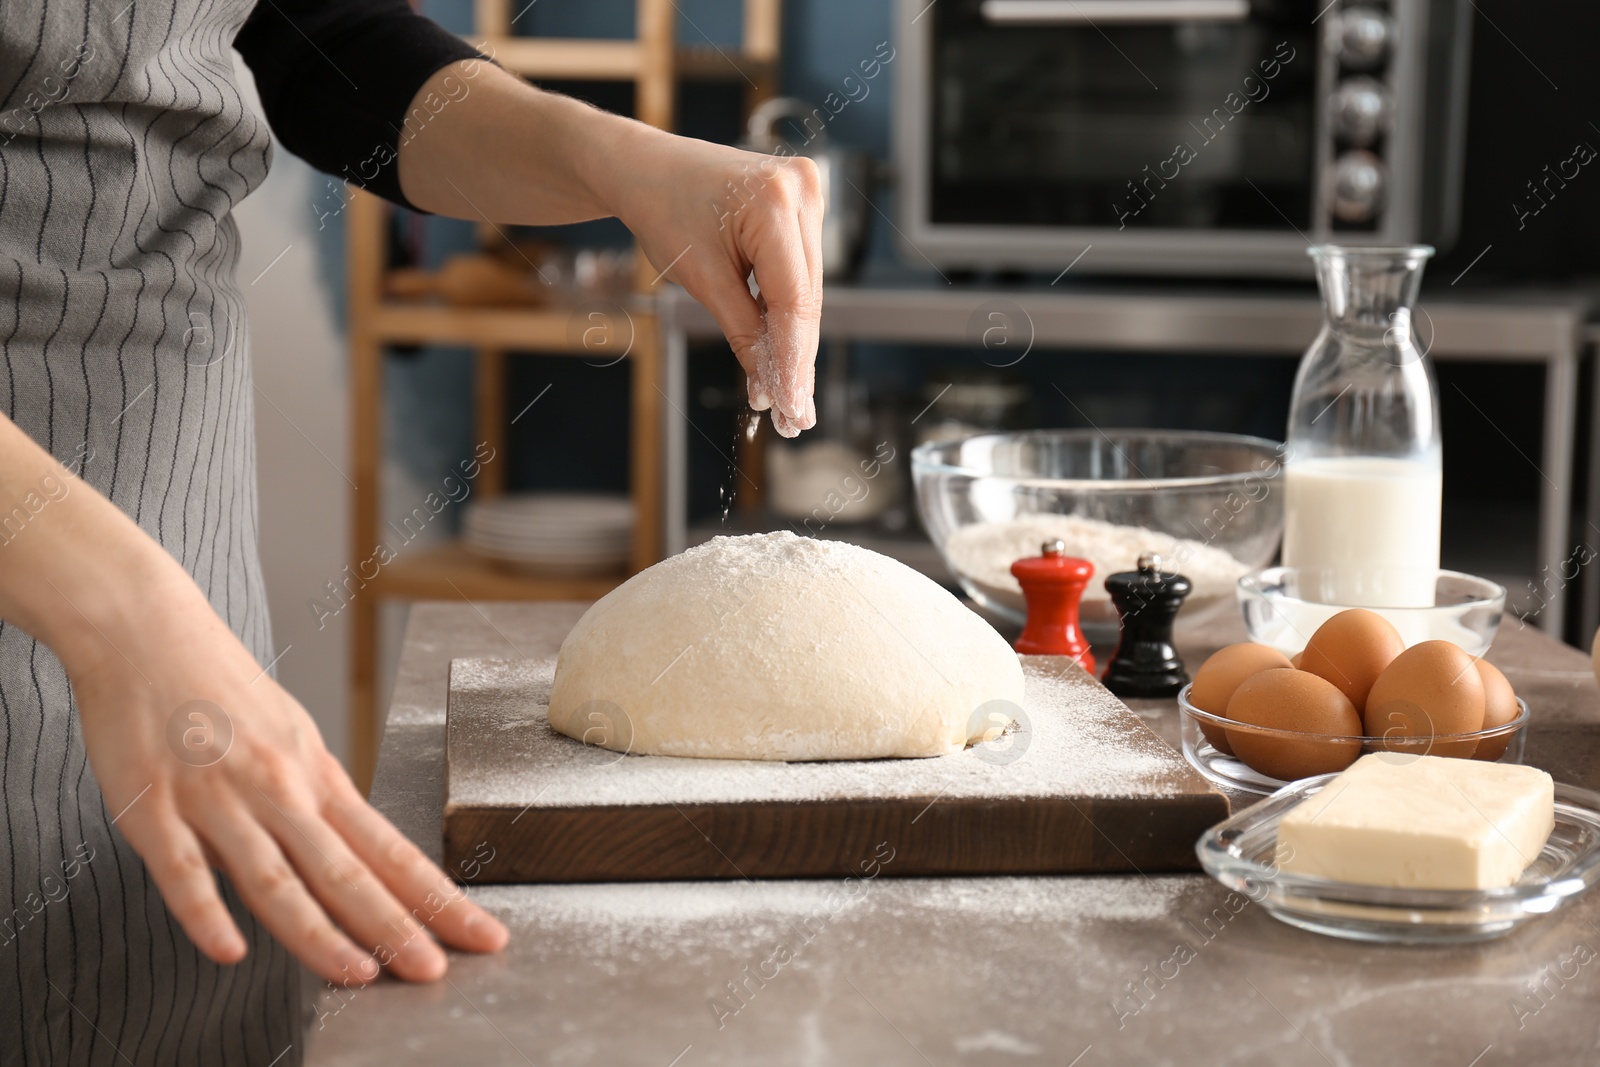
[1330,76,1391,146]
[1331,150,1386,223]
[1333,6,1392,68]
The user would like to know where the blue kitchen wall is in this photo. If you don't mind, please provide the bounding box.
[332,0,898,505]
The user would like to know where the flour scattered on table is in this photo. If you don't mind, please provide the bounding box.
[449,874,1208,1055]
[878,874,1187,925]
[954,1029,1044,1056]
[469,874,1194,962]
[448,656,1188,809]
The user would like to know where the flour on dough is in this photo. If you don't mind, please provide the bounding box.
[547,531,1026,760]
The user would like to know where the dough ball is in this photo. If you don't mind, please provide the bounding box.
[548,532,1027,760]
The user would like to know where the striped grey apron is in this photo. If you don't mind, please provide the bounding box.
[0,1,306,1062]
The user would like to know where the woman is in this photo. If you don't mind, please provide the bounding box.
[0,0,821,1062]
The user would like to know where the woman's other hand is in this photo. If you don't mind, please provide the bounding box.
[67,573,510,985]
[0,410,509,985]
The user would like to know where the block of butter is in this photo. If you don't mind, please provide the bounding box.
[1275,754,1555,890]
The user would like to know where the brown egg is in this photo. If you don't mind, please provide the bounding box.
[1190,643,1294,756]
[1290,650,1304,669]
[1364,640,1487,758]
[1224,668,1363,781]
[1472,659,1521,762]
[1299,609,1405,713]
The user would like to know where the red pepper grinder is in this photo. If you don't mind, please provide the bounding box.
[1010,539,1095,673]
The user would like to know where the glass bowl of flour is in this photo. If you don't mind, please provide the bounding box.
[913,430,1286,640]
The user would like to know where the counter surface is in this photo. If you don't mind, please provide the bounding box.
[306,602,1600,1066]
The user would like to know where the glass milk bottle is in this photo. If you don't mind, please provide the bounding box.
[1283,245,1441,608]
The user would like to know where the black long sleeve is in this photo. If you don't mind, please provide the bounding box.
[235,0,488,209]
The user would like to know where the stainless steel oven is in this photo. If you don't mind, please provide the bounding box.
[893,0,1473,276]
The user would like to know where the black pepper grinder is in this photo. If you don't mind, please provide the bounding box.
[1102,553,1191,698]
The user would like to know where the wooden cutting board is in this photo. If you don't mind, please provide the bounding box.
[443,654,1228,883]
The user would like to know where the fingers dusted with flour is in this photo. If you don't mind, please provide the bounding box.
[632,146,823,438]
[736,155,823,437]
[746,178,823,437]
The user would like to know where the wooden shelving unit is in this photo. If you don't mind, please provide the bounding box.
[475,6,779,102]
[345,0,782,789]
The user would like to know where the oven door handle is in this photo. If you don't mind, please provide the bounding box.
[980,0,1250,23]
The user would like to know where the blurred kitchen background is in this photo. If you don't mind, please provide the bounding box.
[231,0,1600,775]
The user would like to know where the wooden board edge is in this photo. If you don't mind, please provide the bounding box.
[444,791,1231,884]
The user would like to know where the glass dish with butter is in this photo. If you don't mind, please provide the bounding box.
[1197,754,1600,943]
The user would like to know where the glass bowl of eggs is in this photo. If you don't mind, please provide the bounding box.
[912,430,1286,641]
[1178,608,1529,795]
[1238,566,1505,658]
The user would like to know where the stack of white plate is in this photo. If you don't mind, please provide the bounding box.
[462,492,633,575]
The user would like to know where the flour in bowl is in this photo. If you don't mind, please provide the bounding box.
[943,513,1249,608]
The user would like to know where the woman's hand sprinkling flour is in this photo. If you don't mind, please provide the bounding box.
[615,136,823,438]
[398,62,824,436]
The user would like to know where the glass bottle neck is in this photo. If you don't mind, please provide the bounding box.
[1313,246,1431,340]
[1289,245,1440,461]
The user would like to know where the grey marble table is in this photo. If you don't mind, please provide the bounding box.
[305,601,1600,1066]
